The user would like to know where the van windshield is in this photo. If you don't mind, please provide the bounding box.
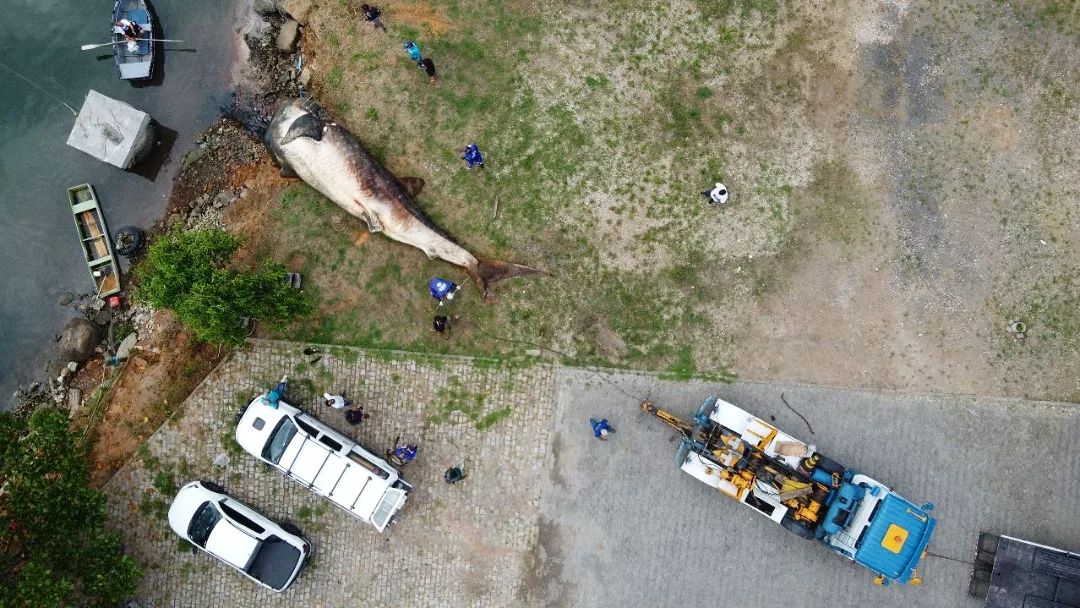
[262,418,298,464]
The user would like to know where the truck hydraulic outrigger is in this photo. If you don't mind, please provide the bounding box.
[641,397,936,586]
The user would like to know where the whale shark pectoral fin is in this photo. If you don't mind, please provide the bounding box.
[280,113,325,146]
[360,209,383,233]
[398,176,426,198]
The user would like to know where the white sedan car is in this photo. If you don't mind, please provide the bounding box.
[168,481,310,592]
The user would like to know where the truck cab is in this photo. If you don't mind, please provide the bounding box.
[236,395,411,532]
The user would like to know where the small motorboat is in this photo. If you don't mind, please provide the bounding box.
[68,184,122,298]
[112,0,154,80]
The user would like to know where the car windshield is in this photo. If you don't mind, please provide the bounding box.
[187,502,222,547]
[262,417,298,464]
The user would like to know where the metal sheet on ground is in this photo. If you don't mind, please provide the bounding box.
[532,369,1080,608]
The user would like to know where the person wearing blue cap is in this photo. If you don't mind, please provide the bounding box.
[403,40,422,63]
[428,276,458,305]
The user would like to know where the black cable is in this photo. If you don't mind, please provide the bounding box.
[923,551,974,566]
[781,392,814,435]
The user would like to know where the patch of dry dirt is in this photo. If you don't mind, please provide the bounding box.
[85,311,224,487]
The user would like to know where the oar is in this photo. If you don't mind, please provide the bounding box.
[80,39,183,51]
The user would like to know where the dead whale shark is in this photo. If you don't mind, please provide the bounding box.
[265,99,542,298]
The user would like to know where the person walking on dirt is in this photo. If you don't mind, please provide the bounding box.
[590,418,614,440]
[462,143,485,170]
[428,277,458,305]
[360,4,387,31]
[432,314,460,339]
[403,41,422,63]
[419,57,437,83]
[703,182,729,205]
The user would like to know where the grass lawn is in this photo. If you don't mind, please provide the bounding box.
[229,0,1080,399]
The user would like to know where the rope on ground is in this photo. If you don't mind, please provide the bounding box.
[780,392,814,435]
[923,550,974,566]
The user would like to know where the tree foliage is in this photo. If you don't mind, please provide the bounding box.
[0,408,140,607]
[135,228,313,345]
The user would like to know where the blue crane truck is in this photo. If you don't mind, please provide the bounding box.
[642,396,937,586]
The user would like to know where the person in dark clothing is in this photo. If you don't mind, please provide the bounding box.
[432,314,450,338]
[444,465,466,484]
[345,404,368,426]
[419,57,437,83]
[360,4,387,31]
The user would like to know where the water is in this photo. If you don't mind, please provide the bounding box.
[0,0,247,407]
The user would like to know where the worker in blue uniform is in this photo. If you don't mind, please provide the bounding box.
[590,418,614,440]
[428,277,458,305]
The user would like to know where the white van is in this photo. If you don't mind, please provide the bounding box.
[235,395,411,532]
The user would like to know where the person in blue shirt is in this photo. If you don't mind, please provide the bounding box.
[428,277,458,305]
[394,444,418,463]
[403,41,422,62]
[590,418,614,440]
[462,143,485,170]
[266,375,288,409]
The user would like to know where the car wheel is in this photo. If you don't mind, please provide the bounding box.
[280,522,303,536]
[200,480,225,493]
[113,226,144,256]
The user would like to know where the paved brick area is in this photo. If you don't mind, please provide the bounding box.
[105,340,556,607]
[529,370,1080,608]
[106,345,1080,607]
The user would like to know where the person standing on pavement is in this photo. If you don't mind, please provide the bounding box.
[444,465,466,484]
[360,4,387,31]
[324,392,351,409]
[345,403,368,425]
[590,418,614,440]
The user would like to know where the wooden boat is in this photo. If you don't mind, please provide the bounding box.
[112,0,154,80]
[68,184,122,298]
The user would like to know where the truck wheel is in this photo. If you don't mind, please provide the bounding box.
[781,515,817,540]
[200,480,225,493]
[280,522,303,536]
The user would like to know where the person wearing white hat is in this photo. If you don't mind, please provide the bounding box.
[703,182,729,205]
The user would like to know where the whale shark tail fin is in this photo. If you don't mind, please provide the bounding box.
[472,259,546,299]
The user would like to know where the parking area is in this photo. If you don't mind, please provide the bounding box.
[106,343,1080,607]
[105,340,556,607]
[528,370,1080,607]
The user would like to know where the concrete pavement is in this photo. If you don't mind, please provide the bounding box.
[527,368,1080,608]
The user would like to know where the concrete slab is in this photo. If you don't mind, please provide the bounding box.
[530,369,1080,608]
[67,90,153,169]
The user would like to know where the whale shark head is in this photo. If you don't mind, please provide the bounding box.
[266,99,325,175]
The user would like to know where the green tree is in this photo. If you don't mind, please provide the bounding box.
[135,228,313,345]
[0,408,140,607]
